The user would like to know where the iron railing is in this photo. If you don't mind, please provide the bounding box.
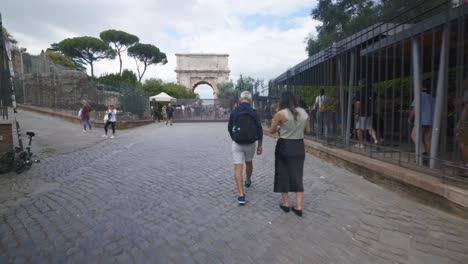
[265,0,468,183]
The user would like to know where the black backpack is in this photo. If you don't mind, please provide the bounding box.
[231,108,258,144]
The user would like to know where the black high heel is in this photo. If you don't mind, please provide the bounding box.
[279,204,290,213]
[292,207,303,217]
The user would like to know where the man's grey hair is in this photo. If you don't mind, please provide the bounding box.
[239,91,252,100]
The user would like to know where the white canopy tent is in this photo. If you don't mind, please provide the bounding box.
[149,92,176,102]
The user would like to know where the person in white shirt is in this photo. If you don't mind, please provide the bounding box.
[102,104,117,138]
[314,89,330,139]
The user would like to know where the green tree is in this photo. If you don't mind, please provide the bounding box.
[379,0,444,22]
[46,43,60,52]
[307,0,379,56]
[127,43,167,83]
[218,81,238,99]
[2,26,18,44]
[45,51,75,69]
[235,75,257,93]
[47,42,86,71]
[57,36,115,78]
[306,0,444,57]
[97,69,139,90]
[139,79,197,98]
[100,29,139,76]
[163,82,197,99]
[139,78,165,95]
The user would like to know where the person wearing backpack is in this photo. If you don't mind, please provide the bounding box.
[314,89,330,139]
[228,91,263,205]
[166,103,175,125]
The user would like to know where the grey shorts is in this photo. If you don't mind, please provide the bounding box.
[355,116,373,130]
[232,141,256,164]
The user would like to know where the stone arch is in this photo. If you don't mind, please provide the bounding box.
[191,80,218,99]
[175,54,230,99]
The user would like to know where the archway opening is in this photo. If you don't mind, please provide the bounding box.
[193,82,214,99]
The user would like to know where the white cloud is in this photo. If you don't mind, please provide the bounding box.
[177,16,320,81]
[2,0,320,84]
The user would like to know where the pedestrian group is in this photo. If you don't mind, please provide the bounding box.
[228,91,310,217]
[78,100,176,140]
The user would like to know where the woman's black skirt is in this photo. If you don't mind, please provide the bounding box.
[274,138,305,193]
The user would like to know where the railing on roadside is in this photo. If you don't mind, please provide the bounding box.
[264,1,468,186]
[167,99,232,122]
[0,100,7,120]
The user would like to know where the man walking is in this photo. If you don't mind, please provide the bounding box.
[166,103,175,125]
[314,89,330,139]
[354,79,379,148]
[408,79,435,165]
[151,99,160,122]
[228,91,263,204]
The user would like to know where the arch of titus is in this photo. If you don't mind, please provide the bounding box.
[175,54,230,99]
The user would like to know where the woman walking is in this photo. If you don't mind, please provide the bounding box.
[80,100,92,132]
[103,104,117,139]
[269,92,310,216]
[162,105,167,123]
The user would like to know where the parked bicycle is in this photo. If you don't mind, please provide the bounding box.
[14,131,39,174]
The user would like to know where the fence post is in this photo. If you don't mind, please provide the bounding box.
[411,36,422,166]
[338,56,345,140]
[345,51,355,147]
[429,25,449,169]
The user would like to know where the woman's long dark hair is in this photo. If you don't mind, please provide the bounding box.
[279,91,299,120]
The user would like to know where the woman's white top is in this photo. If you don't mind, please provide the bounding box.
[279,108,308,139]
[106,109,117,122]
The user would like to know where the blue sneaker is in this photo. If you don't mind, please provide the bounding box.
[244,180,251,189]
[238,196,246,205]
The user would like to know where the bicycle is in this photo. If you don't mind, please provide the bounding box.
[14,131,40,174]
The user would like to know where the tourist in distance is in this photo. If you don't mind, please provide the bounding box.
[228,91,263,205]
[161,105,167,123]
[409,79,435,165]
[151,99,160,122]
[80,100,92,132]
[102,104,117,139]
[314,89,331,139]
[354,79,379,149]
[455,79,468,173]
[166,103,175,125]
[269,91,310,217]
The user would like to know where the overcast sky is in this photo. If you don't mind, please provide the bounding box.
[1,0,319,98]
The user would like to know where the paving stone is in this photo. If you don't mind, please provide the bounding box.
[0,121,467,263]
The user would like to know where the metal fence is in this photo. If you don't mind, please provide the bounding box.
[156,99,232,122]
[0,48,151,121]
[0,99,7,120]
[264,0,468,184]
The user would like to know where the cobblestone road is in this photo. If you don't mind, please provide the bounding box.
[1,112,468,263]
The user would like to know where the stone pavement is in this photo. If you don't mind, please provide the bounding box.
[0,111,468,263]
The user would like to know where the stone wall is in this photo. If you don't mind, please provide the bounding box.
[11,52,120,110]
[0,121,13,155]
